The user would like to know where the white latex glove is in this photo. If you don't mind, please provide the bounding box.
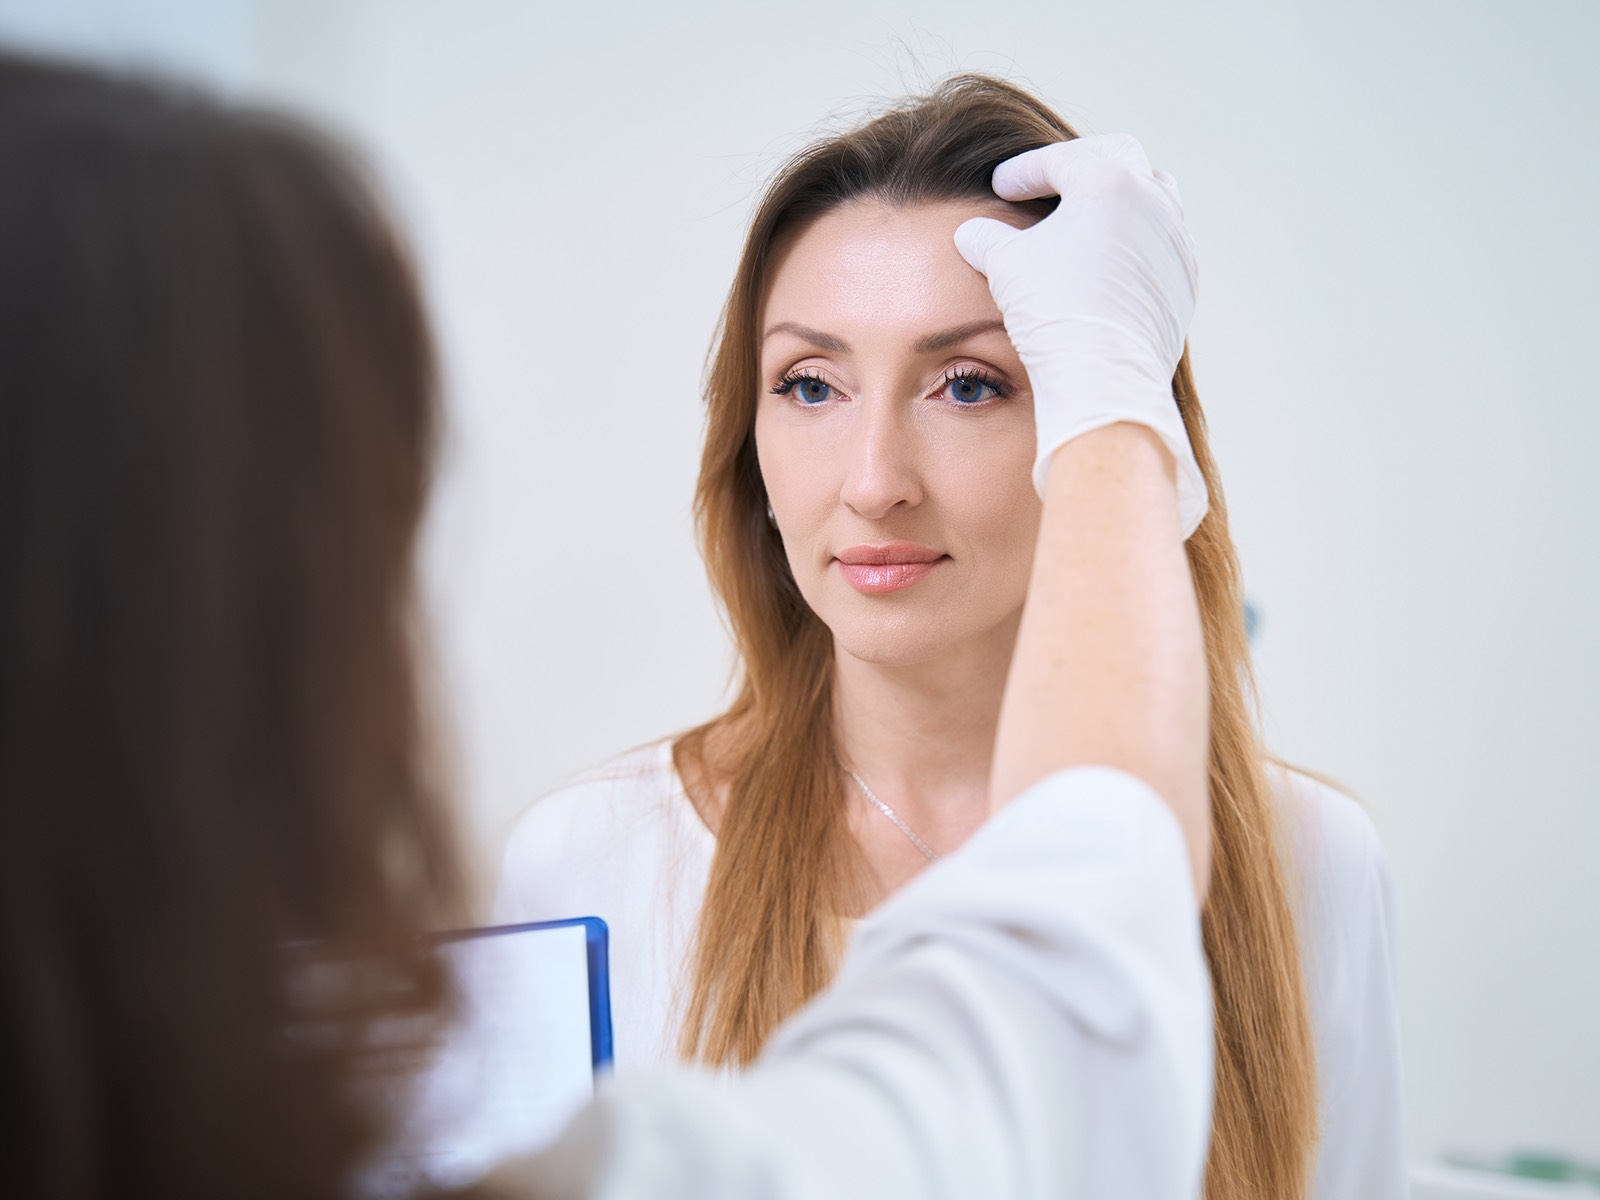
[954,134,1208,538]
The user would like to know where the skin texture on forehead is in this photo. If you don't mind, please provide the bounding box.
[760,196,1033,350]
[753,198,1044,670]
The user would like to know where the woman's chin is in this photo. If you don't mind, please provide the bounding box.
[824,619,991,670]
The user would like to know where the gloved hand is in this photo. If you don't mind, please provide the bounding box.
[954,134,1208,538]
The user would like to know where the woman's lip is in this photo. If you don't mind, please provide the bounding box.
[836,557,946,594]
[834,543,943,566]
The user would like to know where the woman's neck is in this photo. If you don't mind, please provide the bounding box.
[684,619,1021,898]
[832,622,1016,851]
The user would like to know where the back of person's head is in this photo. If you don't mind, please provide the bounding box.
[0,48,463,1200]
[680,72,1319,1199]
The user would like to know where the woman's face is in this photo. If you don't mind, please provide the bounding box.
[755,199,1042,667]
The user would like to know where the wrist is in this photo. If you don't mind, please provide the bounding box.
[1044,422,1178,493]
[1026,371,1208,538]
[1038,419,1194,542]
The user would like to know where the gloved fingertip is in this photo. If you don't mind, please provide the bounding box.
[990,145,1062,202]
[953,216,1017,273]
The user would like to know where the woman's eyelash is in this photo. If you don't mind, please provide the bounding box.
[769,366,1008,403]
[769,368,830,397]
[940,367,1009,402]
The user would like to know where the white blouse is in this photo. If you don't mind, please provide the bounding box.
[494,742,1406,1198]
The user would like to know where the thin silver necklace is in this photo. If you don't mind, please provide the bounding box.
[847,768,941,863]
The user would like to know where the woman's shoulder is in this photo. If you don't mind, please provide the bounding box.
[1268,762,1398,986]
[1270,763,1389,900]
[1268,770,1408,1193]
[493,738,715,927]
[502,740,689,861]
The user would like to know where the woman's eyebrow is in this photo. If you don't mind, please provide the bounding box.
[911,319,1008,353]
[760,318,1008,355]
[762,322,850,352]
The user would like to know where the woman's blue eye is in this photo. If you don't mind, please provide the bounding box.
[945,374,1002,405]
[794,377,833,405]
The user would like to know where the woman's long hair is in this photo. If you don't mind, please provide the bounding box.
[0,52,463,1199]
[676,74,1319,1200]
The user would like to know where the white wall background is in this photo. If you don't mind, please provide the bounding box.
[4,0,1595,1174]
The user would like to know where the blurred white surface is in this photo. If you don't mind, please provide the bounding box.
[372,923,598,1193]
[1,0,1595,1170]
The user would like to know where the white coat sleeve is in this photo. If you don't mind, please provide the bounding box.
[504,766,1215,1200]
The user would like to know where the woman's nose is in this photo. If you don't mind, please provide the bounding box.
[838,400,924,519]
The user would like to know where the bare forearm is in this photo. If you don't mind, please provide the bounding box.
[989,424,1211,896]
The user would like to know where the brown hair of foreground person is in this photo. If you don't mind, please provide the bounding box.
[0,50,465,1200]
[674,73,1319,1200]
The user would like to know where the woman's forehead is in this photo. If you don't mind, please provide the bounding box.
[760,199,1022,344]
